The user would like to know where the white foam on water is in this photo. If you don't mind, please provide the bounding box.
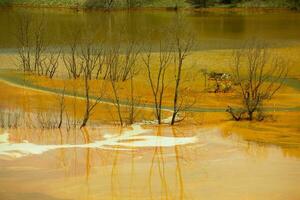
[0,125,198,159]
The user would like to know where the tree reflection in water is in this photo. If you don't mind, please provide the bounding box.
[110,128,121,200]
[81,128,91,179]
[2,122,300,200]
[148,126,189,200]
[44,125,192,199]
[172,127,186,200]
[87,125,190,199]
[81,127,92,200]
[148,126,170,200]
[78,125,190,199]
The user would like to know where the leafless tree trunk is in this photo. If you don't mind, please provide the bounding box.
[57,85,66,129]
[228,39,288,121]
[71,82,79,129]
[143,42,172,124]
[111,80,123,126]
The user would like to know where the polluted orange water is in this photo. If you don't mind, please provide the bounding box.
[0,124,299,200]
[0,7,300,200]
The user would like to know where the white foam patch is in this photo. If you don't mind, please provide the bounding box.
[0,125,197,159]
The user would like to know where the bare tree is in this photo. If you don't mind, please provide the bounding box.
[120,40,140,81]
[71,81,80,129]
[79,42,102,80]
[63,31,83,79]
[125,68,142,125]
[107,46,124,126]
[15,13,32,72]
[80,44,105,128]
[32,17,46,76]
[143,42,172,124]
[227,40,288,121]
[44,49,61,79]
[110,77,123,126]
[103,41,139,82]
[170,24,194,125]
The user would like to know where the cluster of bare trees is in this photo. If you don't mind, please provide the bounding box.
[143,23,195,125]
[143,42,173,124]
[15,14,198,128]
[0,109,21,129]
[107,42,141,126]
[16,14,62,78]
[14,14,289,128]
[74,38,142,127]
[0,107,70,130]
[226,40,288,121]
[62,40,141,127]
[14,16,140,127]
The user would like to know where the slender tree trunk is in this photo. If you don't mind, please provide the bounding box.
[81,97,90,128]
[171,59,183,125]
[58,111,63,129]
[81,113,89,128]
[111,82,123,126]
[81,69,90,128]
[57,86,65,129]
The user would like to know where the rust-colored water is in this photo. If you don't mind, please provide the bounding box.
[0,123,300,200]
